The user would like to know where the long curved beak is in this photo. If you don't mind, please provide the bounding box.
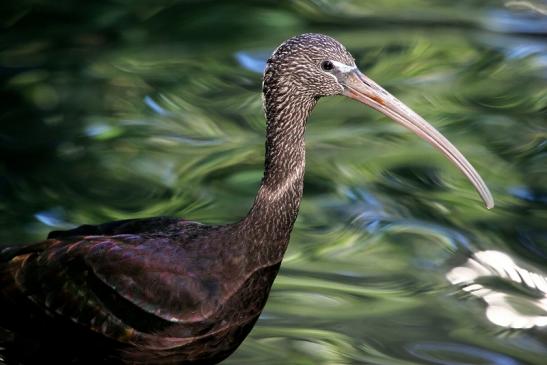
[341,69,494,209]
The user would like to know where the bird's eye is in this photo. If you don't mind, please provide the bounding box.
[321,60,334,71]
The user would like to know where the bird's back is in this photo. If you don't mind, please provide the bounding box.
[0,217,281,364]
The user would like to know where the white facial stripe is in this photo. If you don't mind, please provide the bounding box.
[331,60,356,73]
[322,60,356,87]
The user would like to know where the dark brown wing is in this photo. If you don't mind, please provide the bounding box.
[1,224,225,350]
[82,234,223,324]
[47,216,184,239]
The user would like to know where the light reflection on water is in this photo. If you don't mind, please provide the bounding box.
[447,250,547,329]
[1,1,546,364]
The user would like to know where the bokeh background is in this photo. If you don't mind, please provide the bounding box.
[1,0,546,364]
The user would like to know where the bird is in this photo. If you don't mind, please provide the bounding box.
[0,33,494,365]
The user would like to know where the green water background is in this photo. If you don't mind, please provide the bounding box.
[1,0,546,364]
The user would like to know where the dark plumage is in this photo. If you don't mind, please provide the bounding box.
[0,33,493,365]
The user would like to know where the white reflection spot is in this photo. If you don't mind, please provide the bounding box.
[447,250,547,329]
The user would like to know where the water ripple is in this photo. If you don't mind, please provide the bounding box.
[447,250,547,329]
[234,51,268,74]
[407,342,521,365]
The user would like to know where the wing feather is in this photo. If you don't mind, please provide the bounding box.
[2,222,222,348]
[47,216,185,239]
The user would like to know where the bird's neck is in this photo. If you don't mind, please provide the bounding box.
[240,91,316,260]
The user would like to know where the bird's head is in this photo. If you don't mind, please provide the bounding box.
[264,33,355,98]
[264,33,494,209]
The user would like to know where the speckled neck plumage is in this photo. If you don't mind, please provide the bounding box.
[241,73,317,254]
[238,33,351,259]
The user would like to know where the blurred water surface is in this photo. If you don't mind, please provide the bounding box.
[1,0,546,364]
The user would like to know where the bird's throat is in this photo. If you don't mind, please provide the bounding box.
[241,93,316,256]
